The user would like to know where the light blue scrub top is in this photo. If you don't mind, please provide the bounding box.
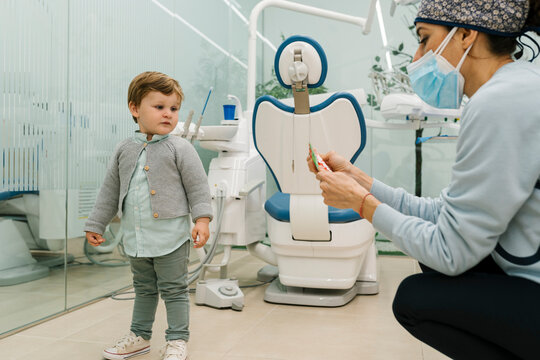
[120,132,190,258]
[372,61,540,283]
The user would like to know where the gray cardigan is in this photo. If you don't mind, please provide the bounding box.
[84,135,213,235]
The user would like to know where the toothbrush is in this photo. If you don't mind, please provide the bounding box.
[309,143,332,172]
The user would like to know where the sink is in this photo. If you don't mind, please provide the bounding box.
[200,125,238,141]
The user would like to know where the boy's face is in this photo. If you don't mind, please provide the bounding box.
[129,91,180,140]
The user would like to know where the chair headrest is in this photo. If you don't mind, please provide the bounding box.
[274,35,327,89]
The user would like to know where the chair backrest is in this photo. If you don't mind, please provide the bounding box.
[253,35,367,195]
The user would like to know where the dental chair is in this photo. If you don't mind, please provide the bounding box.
[253,35,378,307]
[0,188,77,285]
[0,189,75,285]
[0,191,50,285]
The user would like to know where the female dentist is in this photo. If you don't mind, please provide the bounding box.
[309,0,540,359]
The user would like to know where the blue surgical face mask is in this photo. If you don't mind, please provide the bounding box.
[407,27,473,109]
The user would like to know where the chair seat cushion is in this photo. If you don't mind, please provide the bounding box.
[264,192,361,223]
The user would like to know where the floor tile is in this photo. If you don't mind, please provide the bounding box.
[0,250,450,360]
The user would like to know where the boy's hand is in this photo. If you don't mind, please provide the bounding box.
[86,231,105,247]
[192,217,210,248]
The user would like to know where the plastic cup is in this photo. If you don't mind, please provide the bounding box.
[223,104,236,120]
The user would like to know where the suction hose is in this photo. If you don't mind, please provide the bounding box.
[83,225,129,267]
[187,190,227,284]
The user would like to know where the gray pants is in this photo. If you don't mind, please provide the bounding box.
[129,242,190,341]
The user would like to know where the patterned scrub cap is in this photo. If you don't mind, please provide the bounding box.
[415,0,530,36]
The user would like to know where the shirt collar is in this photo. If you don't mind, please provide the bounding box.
[133,131,169,144]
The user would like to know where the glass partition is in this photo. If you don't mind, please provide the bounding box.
[0,0,69,335]
[0,0,250,335]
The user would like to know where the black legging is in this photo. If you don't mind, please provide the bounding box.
[392,256,540,359]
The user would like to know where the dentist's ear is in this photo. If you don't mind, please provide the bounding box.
[458,28,478,51]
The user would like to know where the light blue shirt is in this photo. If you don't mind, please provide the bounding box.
[372,61,540,283]
[120,132,190,257]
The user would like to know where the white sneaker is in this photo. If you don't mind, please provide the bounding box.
[161,339,188,360]
[103,332,151,360]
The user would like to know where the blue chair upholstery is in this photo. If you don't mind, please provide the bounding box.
[265,192,361,223]
[0,190,38,202]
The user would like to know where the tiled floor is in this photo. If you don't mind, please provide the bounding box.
[0,251,449,360]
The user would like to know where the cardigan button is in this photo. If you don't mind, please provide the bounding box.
[144,165,149,171]
[153,213,158,218]
[150,190,156,195]
[143,142,148,147]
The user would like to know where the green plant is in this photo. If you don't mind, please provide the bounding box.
[257,33,328,99]
[367,41,415,110]
[367,7,419,110]
[375,42,413,75]
[256,68,328,99]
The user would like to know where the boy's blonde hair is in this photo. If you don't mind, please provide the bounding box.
[127,71,184,123]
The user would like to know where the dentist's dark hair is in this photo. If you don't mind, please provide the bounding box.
[526,0,540,33]
[485,0,540,59]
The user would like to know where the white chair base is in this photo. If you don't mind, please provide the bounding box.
[267,215,377,290]
[264,278,379,307]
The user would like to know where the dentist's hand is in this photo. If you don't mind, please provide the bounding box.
[316,171,365,212]
[316,170,381,223]
[306,150,353,174]
[86,231,105,247]
[192,217,210,248]
[307,149,374,190]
